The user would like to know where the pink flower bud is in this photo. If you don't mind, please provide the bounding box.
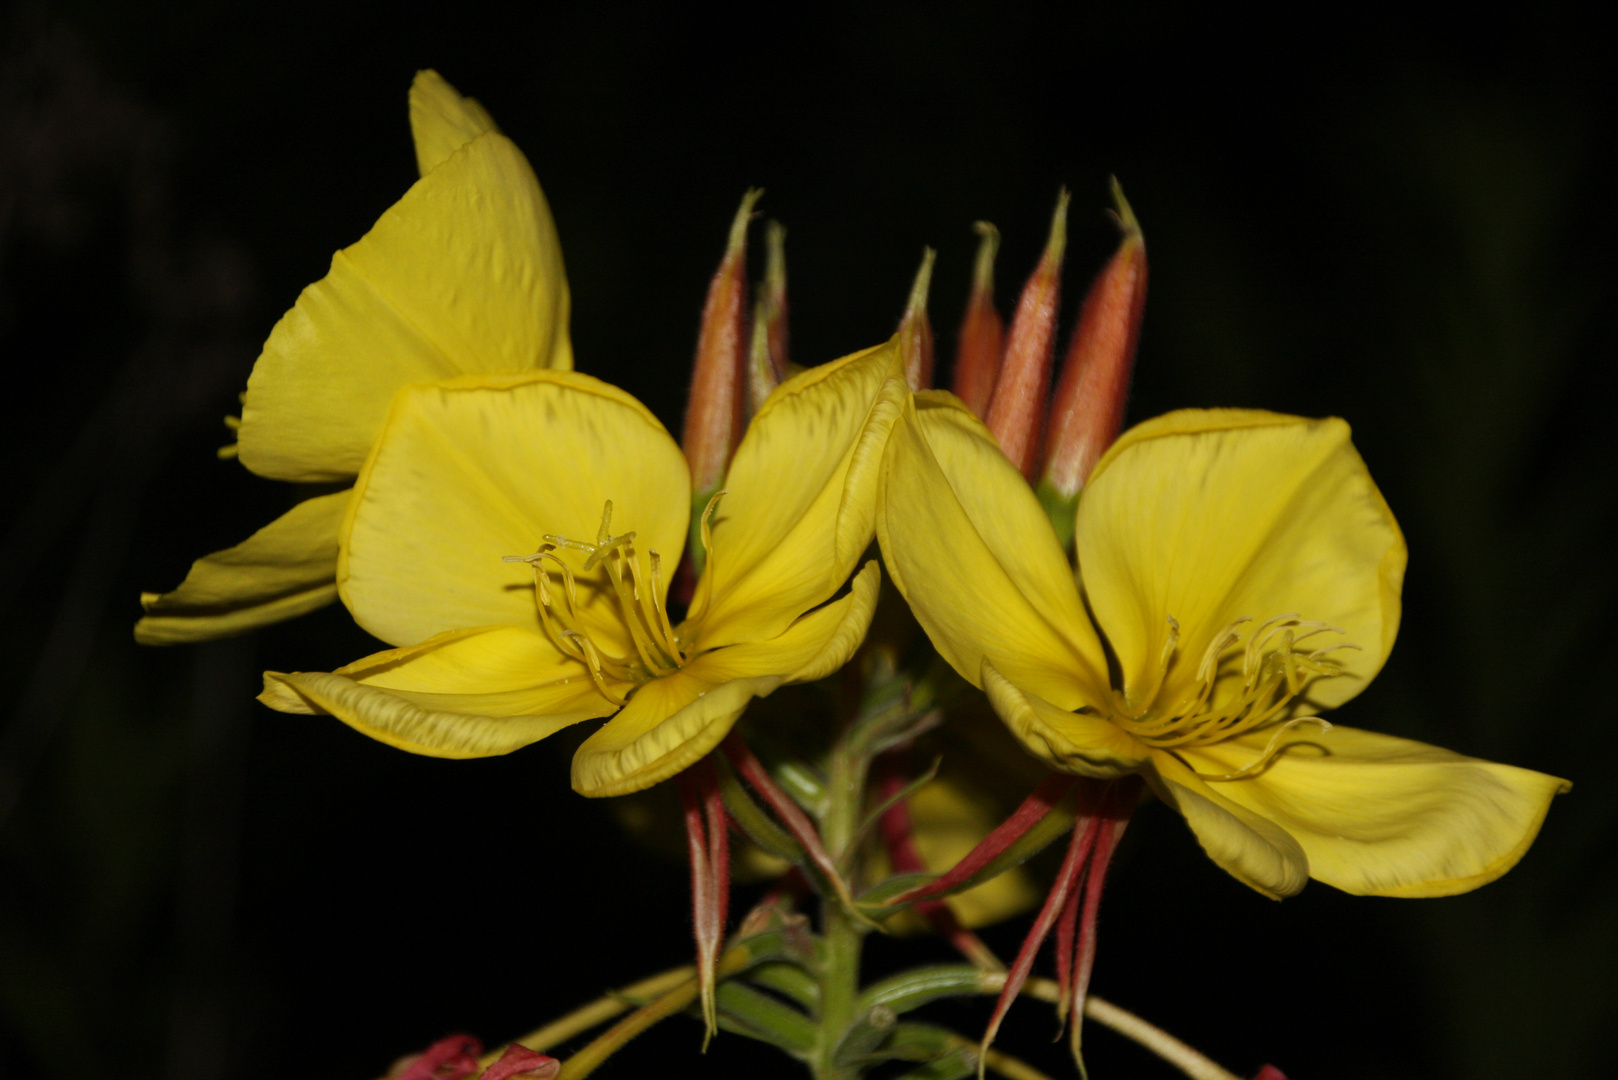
[985,192,1068,479]
[898,248,937,390]
[683,189,760,496]
[951,222,1003,418]
[1042,178,1146,499]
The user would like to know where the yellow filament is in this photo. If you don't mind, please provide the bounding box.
[1113,614,1351,750]
[1198,717,1332,782]
[503,500,688,706]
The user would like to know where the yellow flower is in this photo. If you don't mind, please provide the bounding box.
[136,71,571,644]
[259,343,906,797]
[878,396,1570,899]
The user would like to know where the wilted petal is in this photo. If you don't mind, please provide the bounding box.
[135,490,348,644]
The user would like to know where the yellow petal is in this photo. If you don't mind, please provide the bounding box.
[135,490,348,645]
[1180,725,1570,897]
[260,624,618,757]
[687,342,905,650]
[1077,409,1405,715]
[1148,749,1310,899]
[238,130,572,482]
[408,70,498,177]
[980,660,1150,779]
[876,390,1110,709]
[573,564,881,797]
[339,372,690,648]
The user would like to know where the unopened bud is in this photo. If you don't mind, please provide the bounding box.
[481,1045,560,1080]
[985,191,1068,479]
[1043,179,1146,501]
[746,298,777,417]
[1253,1067,1289,1080]
[898,248,937,390]
[684,190,760,550]
[952,222,1003,417]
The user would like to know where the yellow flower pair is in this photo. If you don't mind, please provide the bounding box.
[141,71,1566,899]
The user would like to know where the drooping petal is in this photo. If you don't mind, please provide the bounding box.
[876,391,1110,710]
[339,372,690,648]
[1148,750,1310,900]
[687,341,905,650]
[238,131,572,483]
[1078,409,1405,715]
[135,490,348,645]
[573,564,881,797]
[980,660,1150,779]
[260,625,619,757]
[1179,725,1570,897]
[408,70,498,177]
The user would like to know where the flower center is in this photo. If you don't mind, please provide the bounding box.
[504,501,687,706]
[1109,613,1359,778]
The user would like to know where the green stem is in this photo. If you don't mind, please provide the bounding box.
[815,710,871,1079]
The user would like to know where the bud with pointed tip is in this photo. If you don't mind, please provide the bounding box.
[684,189,761,498]
[1038,179,1146,549]
[898,248,937,390]
[952,222,1004,417]
[985,191,1068,479]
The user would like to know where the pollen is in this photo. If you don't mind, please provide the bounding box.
[504,500,687,704]
[1110,613,1356,773]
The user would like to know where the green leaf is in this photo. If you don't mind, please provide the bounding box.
[856,964,989,1016]
[714,980,816,1056]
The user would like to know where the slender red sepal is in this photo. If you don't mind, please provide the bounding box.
[980,805,1101,1062]
[394,1035,482,1080]
[481,1044,561,1080]
[1253,1067,1290,1080]
[1052,858,1083,1024]
[720,734,863,916]
[877,767,1001,970]
[985,191,1069,479]
[895,772,1076,907]
[953,221,1004,418]
[677,761,726,1046]
[1043,178,1147,498]
[705,762,731,952]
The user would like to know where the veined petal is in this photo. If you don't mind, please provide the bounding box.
[261,625,619,757]
[876,391,1110,709]
[135,489,348,645]
[238,131,572,482]
[687,342,905,650]
[980,660,1150,779]
[409,70,498,177]
[1148,749,1310,900]
[340,372,690,648]
[1180,725,1570,897]
[1078,409,1405,715]
[573,565,880,798]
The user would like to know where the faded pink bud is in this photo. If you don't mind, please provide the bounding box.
[1253,1067,1290,1080]
[390,1035,481,1080]
[985,192,1068,479]
[683,189,760,496]
[951,221,1003,418]
[1043,178,1146,500]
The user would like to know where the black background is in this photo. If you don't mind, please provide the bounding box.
[2,3,1615,1079]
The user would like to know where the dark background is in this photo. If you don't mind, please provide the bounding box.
[2,3,1614,1078]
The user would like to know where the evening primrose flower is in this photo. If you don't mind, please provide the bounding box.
[878,397,1569,899]
[136,71,571,644]
[258,343,905,797]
